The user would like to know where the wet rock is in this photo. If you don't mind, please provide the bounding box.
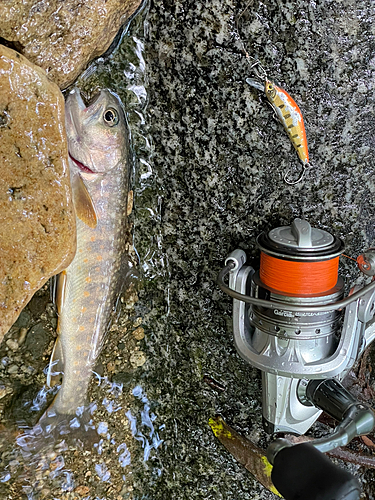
[5,339,18,352]
[132,326,145,340]
[0,385,13,399]
[13,311,31,330]
[24,323,50,360]
[0,0,143,89]
[17,328,28,346]
[28,294,49,317]
[5,384,47,426]
[75,485,90,497]
[112,371,134,387]
[0,45,76,341]
[129,351,146,367]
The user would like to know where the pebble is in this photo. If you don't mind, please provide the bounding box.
[132,326,145,340]
[107,361,116,373]
[7,365,18,374]
[6,339,18,351]
[0,385,12,399]
[18,327,28,345]
[75,485,90,496]
[129,351,146,367]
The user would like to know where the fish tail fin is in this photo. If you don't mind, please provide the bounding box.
[46,337,64,387]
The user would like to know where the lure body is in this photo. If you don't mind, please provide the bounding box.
[246,78,309,165]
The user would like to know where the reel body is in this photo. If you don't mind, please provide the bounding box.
[220,218,375,498]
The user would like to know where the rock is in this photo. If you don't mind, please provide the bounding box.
[75,486,90,497]
[5,383,48,425]
[106,361,116,373]
[132,326,145,340]
[0,0,143,89]
[112,371,134,386]
[0,385,13,399]
[129,351,146,367]
[0,45,76,342]
[17,328,28,346]
[5,339,18,352]
[24,323,50,360]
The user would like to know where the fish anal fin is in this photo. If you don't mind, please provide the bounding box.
[72,174,97,228]
[47,337,64,387]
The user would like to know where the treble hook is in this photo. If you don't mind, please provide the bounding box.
[283,162,310,185]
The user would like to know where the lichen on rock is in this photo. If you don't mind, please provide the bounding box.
[0,0,143,89]
[0,45,76,342]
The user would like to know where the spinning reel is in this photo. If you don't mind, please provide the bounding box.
[219,218,375,500]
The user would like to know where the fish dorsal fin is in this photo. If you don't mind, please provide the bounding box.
[47,337,64,387]
[71,173,97,228]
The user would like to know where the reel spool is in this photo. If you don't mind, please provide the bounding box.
[250,218,345,346]
[257,218,344,297]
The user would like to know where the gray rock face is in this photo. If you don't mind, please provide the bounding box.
[0,0,143,89]
[135,0,375,497]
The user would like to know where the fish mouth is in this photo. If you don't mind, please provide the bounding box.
[69,154,95,174]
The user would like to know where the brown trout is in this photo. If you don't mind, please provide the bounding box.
[43,88,130,424]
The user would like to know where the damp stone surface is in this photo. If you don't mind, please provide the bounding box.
[0,45,76,343]
[0,0,143,89]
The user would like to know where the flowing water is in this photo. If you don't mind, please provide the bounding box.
[2,0,375,498]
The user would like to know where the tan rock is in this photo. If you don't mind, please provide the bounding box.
[75,485,90,496]
[0,45,76,341]
[132,326,145,340]
[0,0,143,89]
[130,351,146,367]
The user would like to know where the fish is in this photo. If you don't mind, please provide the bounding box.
[246,78,309,166]
[41,88,130,430]
[209,415,281,496]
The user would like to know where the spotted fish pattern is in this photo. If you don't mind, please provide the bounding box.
[46,88,130,418]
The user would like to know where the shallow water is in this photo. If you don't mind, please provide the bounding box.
[2,0,375,498]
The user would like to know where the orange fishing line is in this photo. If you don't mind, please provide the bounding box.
[260,252,340,296]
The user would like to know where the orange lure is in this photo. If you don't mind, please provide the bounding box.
[247,78,309,165]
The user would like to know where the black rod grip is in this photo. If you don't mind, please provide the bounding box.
[271,443,360,500]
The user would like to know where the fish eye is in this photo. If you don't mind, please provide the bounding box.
[103,108,119,127]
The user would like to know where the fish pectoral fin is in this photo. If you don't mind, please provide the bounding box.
[47,337,64,387]
[55,270,67,317]
[72,173,97,228]
[127,190,133,216]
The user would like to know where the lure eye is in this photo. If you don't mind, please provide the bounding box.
[266,84,276,99]
[103,108,119,127]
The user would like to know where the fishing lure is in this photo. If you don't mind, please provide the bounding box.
[246,73,310,184]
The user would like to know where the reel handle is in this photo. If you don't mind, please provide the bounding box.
[271,442,360,500]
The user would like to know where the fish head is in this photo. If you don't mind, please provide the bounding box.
[265,80,277,101]
[65,88,128,175]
